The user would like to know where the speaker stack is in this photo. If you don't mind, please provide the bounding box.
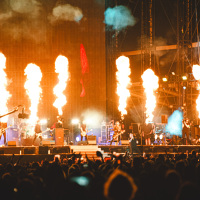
[87,135,96,145]
[55,128,64,145]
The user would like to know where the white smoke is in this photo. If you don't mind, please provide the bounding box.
[10,0,41,17]
[81,109,104,129]
[0,0,45,42]
[0,12,12,23]
[0,1,83,42]
[154,37,168,56]
[49,4,83,24]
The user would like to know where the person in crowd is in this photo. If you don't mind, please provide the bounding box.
[104,169,138,200]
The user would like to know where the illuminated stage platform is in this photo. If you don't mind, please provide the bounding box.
[0,144,199,164]
[100,145,200,154]
[0,144,199,155]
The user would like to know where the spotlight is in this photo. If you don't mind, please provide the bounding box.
[85,118,93,125]
[183,86,186,90]
[182,75,187,80]
[39,119,47,124]
[162,77,168,82]
[72,118,79,124]
[172,72,175,75]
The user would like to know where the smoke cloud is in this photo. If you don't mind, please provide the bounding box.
[81,109,104,129]
[10,0,41,17]
[49,4,83,24]
[0,1,83,42]
[0,12,12,22]
[104,5,136,31]
[0,0,45,42]
[165,109,183,136]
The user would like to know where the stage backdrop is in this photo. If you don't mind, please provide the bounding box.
[0,0,106,128]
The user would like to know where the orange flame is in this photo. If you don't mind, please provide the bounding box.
[24,63,42,124]
[192,64,200,118]
[53,55,69,116]
[193,65,200,82]
[0,53,11,122]
[116,56,131,117]
[142,69,159,123]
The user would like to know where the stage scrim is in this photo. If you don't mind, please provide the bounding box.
[0,0,106,127]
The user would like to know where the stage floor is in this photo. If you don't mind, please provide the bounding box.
[0,144,199,164]
[0,144,199,155]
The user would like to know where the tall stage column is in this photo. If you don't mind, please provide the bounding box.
[55,128,64,145]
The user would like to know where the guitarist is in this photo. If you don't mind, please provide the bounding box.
[110,121,122,145]
[33,120,42,146]
[80,122,88,141]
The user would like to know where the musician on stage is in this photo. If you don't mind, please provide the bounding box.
[33,120,42,146]
[80,121,88,141]
[110,121,121,145]
[56,116,64,128]
[182,118,191,145]
[142,123,153,145]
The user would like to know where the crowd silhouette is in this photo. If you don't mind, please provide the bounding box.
[0,151,199,200]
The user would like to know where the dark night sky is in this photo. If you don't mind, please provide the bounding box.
[113,0,200,80]
[117,0,196,51]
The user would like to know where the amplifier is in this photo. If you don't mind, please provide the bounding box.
[87,136,96,145]
[78,141,88,145]
[121,140,129,145]
[55,128,64,145]
[7,141,16,146]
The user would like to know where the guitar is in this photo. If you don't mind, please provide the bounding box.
[113,130,125,140]
[0,125,13,137]
[81,129,92,137]
[35,128,50,137]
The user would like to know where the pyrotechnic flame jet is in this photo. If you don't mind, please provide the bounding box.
[24,63,42,125]
[116,56,131,118]
[142,69,159,124]
[53,55,69,116]
[192,64,200,118]
[0,53,11,122]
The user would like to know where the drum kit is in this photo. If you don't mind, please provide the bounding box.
[153,133,166,145]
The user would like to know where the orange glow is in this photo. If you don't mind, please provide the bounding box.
[24,63,42,124]
[142,69,159,123]
[192,64,200,118]
[0,53,11,122]
[193,65,200,81]
[116,56,131,117]
[53,55,69,116]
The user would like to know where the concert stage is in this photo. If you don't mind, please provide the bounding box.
[0,144,200,164]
